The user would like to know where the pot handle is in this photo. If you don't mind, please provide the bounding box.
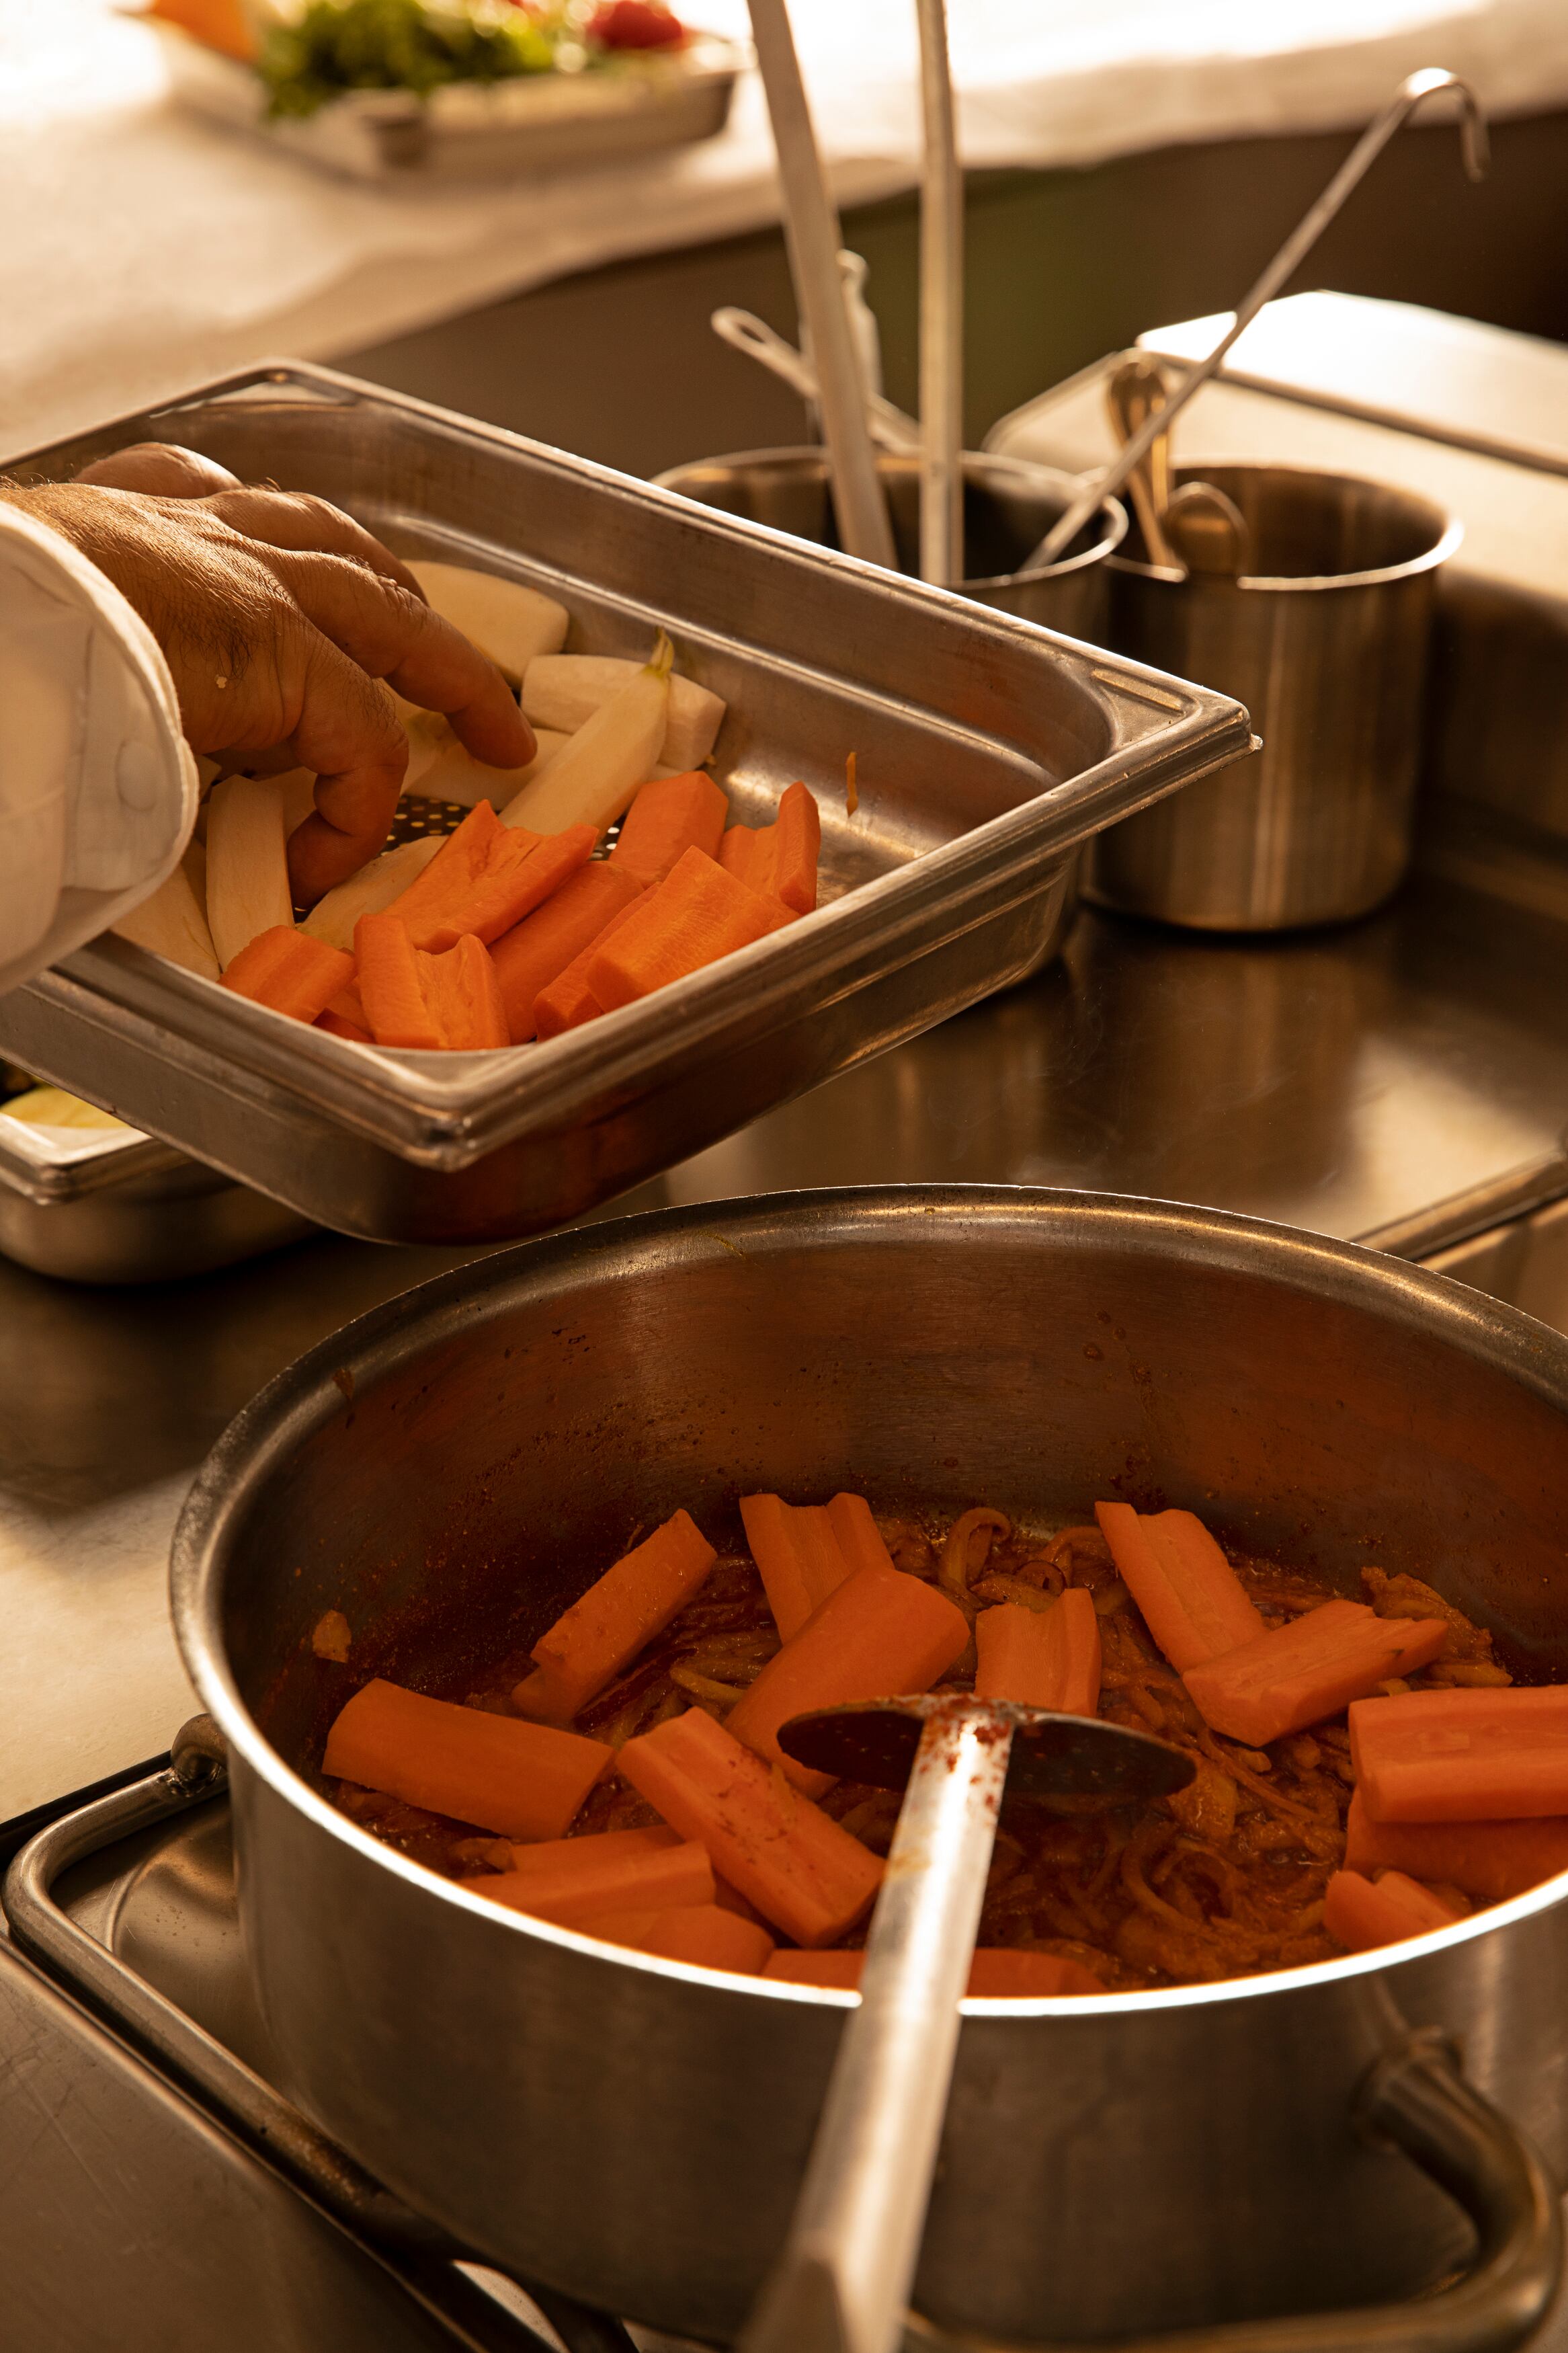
[904,2029,1562,2353]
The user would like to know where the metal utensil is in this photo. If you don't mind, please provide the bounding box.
[744,0,896,567]
[710,307,923,454]
[1161,479,1251,577]
[1104,356,1178,571]
[1026,66,1489,570]
[914,0,962,586]
[743,1696,1192,2353]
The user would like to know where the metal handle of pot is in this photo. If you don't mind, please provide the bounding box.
[903,2029,1562,2353]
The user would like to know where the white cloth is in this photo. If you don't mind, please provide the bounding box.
[1,0,1565,460]
[0,507,196,994]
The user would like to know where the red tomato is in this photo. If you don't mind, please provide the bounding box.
[591,0,687,47]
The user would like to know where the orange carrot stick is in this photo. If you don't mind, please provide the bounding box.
[463,1829,713,1927]
[761,781,821,914]
[220,926,355,1025]
[1095,1503,1264,1672]
[610,771,729,883]
[323,1677,612,1841]
[1349,1685,1568,1823]
[356,912,443,1049]
[725,1562,971,1796]
[417,824,595,955]
[739,1494,859,1642]
[489,862,645,1042]
[585,845,792,1013]
[1323,1868,1465,1953]
[825,1494,898,1580]
[718,827,760,887]
[1344,1790,1568,1903]
[1184,1600,1450,1749]
[763,1948,1104,1997]
[618,1705,882,1947]
[316,1008,372,1044]
[576,1903,776,1975]
[974,1589,1102,1716]
[385,801,513,934]
[533,887,651,1039]
[417,932,510,1049]
[512,1509,717,1722]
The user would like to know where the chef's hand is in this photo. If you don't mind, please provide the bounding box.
[2,444,533,901]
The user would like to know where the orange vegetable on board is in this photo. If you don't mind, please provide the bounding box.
[489,861,645,1042]
[513,1509,717,1722]
[740,1494,859,1642]
[585,846,792,1013]
[464,1828,713,1926]
[418,932,510,1050]
[1323,1868,1465,1953]
[974,1589,1102,1717]
[323,1678,612,1841]
[717,783,821,914]
[1344,1790,1568,1903]
[356,913,442,1049]
[384,802,595,952]
[220,926,355,1025]
[1349,1685,1568,1823]
[618,1704,882,1947]
[610,771,729,883]
[1183,1600,1450,1749]
[764,1948,1104,1997]
[1094,1503,1265,1673]
[725,1562,971,1796]
[533,887,651,1039]
[576,1903,776,1975]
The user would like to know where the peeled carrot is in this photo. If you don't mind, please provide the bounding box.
[1344,1789,1568,1903]
[825,1494,898,1580]
[725,1562,971,1796]
[1350,1685,1568,1823]
[1184,1600,1450,1748]
[975,1589,1102,1717]
[585,846,792,1014]
[385,801,512,936]
[423,824,596,955]
[464,1829,713,1926]
[512,1509,717,1722]
[717,783,821,914]
[610,771,728,883]
[417,932,509,1050]
[740,1494,859,1642]
[220,926,354,1025]
[489,862,645,1042]
[323,1677,612,1841]
[577,1903,776,1975]
[534,888,651,1039]
[356,912,443,1049]
[1095,1503,1264,1672]
[618,1705,882,1947]
[317,1008,372,1044]
[764,1948,1104,1997]
[1323,1868,1464,1953]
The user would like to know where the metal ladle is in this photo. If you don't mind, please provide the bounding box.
[1025,65,1489,572]
[1104,354,1180,570]
[1161,480,1252,577]
[740,1693,1194,2353]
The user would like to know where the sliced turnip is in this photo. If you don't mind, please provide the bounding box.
[302,837,444,952]
[112,859,220,980]
[501,634,672,837]
[206,773,294,970]
[409,561,569,684]
[522,653,725,771]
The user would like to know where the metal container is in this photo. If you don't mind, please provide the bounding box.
[1089,463,1461,931]
[173,1187,1568,2348]
[0,366,1247,1247]
[0,1108,313,1285]
[653,446,1126,645]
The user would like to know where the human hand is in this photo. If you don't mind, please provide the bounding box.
[7,444,533,900]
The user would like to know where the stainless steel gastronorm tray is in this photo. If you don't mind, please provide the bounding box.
[0,364,1250,1244]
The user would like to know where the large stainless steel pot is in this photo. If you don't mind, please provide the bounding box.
[171,1190,1568,2347]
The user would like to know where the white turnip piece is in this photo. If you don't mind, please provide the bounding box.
[302,837,444,952]
[501,635,672,837]
[112,860,220,980]
[410,561,569,684]
[522,653,725,771]
[205,773,294,970]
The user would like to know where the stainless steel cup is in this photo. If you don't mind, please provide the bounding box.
[652,446,1126,643]
[1089,463,1462,932]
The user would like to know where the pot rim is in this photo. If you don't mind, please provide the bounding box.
[171,1183,1568,2016]
[1108,458,1464,593]
[650,444,1129,585]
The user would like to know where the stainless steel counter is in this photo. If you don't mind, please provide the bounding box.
[5,867,1567,1819]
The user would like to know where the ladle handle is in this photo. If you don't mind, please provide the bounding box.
[743,1706,1011,2353]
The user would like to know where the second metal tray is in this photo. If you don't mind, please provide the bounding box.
[0,365,1249,1244]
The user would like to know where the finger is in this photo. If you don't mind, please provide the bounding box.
[275,635,410,902]
[204,487,425,598]
[267,553,534,770]
[75,442,242,497]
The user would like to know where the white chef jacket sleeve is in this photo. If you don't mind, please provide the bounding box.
[0,501,198,996]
